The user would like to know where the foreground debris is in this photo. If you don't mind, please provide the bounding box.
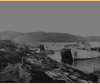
[0,40,99,83]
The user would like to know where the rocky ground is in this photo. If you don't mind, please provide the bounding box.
[0,40,99,83]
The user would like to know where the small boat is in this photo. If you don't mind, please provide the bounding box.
[60,42,100,60]
[39,45,55,54]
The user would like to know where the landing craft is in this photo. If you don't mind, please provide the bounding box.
[60,42,100,61]
[40,45,55,54]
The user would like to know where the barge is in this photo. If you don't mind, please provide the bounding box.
[60,42,100,60]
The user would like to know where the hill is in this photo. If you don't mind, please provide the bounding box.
[0,31,100,43]
[86,36,100,42]
[13,32,86,43]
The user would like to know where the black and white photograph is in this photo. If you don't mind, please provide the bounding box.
[0,1,100,83]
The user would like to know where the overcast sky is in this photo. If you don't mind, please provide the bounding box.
[0,1,100,37]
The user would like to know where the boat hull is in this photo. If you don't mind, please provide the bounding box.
[71,49,100,60]
[60,48,100,60]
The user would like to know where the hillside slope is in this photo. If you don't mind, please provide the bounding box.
[0,31,100,43]
[86,36,100,42]
[13,32,86,43]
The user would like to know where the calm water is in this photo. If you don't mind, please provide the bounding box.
[48,50,100,74]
